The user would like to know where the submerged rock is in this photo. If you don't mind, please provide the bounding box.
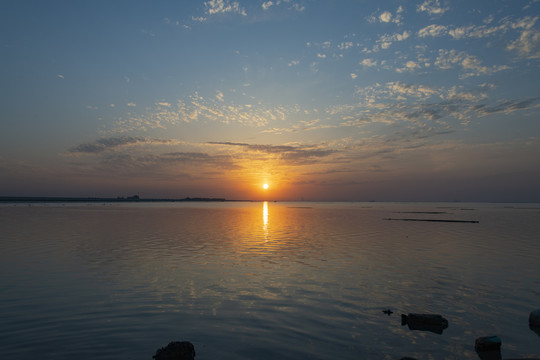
[401,313,449,334]
[153,341,196,360]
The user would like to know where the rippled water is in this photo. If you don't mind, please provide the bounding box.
[1,202,539,359]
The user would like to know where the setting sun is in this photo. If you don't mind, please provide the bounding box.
[263,183,269,190]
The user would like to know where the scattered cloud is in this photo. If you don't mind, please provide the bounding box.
[262,1,274,10]
[370,7,403,25]
[204,0,246,16]
[435,49,510,78]
[416,0,449,16]
[111,94,297,132]
[288,60,300,66]
[360,58,378,67]
[261,0,305,12]
[379,11,392,23]
[396,60,421,73]
[377,31,410,50]
[418,24,448,38]
[507,27,540,59]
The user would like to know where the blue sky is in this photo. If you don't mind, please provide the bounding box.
[1,0,540,201]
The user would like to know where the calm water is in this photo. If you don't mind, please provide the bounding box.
[1,202,539,359]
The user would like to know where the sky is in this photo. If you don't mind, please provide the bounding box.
[1,0,540,202]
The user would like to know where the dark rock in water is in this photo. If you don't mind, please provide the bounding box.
[475,336,502,360]
[529,309,540,327]
[153,341,196,360]
[382,309,393,315]
[475,336,501,351]
[401,313,449,334]
[400,357,418,360]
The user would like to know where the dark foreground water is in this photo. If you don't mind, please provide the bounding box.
[1,202,539,359]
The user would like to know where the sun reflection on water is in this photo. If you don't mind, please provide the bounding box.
[262,201,269,241]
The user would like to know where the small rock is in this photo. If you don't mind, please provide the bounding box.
[401,313,449,334]
[153,341,196,360]
[474,336,501,352]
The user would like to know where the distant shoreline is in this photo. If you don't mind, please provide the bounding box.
[0,196,253,203]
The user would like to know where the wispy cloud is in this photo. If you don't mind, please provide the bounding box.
[207,141,336,164]
[416,15,539,60]
[474,97,540,116]
[68,137,178,154]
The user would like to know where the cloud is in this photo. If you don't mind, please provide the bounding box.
[379,11,392,23]
[57,74,64,79]
[435,49,510,78]
[292,3,305,12]
[418,24,448,38]
[417,0,449,15]
[416,16,539,52]
[474,97,540,116]
[204,0,246,16]
[288,60,300,66]
[377,31,410,50]
[342,81,519,129]
[371,7,403,25]
[360,58,378,67]
[261,0,305,12]
[507,28,540,58]
[69,137,177,154]
[262,1,274,10]
[112,94,299,132]
[338,41,354,50]
[207,141,336,164]
[216,90,224,102]
[396,60,421,73]
[387,82,438,98]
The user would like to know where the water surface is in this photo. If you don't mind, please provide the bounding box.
[1,202,539,359]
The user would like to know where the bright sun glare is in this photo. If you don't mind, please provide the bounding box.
[263,183,269,190]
